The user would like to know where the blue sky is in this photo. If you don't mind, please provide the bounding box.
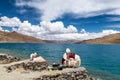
[0,0,120,40]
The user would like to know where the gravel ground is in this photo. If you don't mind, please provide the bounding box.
[0,63,86,80]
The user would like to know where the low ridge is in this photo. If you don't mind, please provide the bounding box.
[76,33,120,44]
[0,31,45,43]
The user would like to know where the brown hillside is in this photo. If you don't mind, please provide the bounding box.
[77,33,120,44]
[0,31,45,43]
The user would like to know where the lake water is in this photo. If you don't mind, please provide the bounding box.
[0,43,120,80]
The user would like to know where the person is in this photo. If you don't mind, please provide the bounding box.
[62,48,81,67]
[30,52,39,60]
[30,52,46,62]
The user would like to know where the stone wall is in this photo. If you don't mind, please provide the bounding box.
[4,61,48,72]
[33,68,95,80]
[0,54,20,64]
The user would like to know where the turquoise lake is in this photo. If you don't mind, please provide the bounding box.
[0,43,120,80]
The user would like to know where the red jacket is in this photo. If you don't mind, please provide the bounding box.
[62,53,75,64]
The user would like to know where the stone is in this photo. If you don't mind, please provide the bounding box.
[0,53,20,64]
[4,60,48,72]
[34,68,94,80]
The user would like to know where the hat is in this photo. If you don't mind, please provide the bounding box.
[66,48,71,53]
[34,52,37,55]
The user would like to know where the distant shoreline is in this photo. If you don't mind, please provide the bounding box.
[0,42,120,45]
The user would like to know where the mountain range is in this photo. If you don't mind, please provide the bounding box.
[0,30,120,44]
[77,33,120,44]
[0,31,45,43]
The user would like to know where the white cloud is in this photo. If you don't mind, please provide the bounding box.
[0,16,21,27]
[80,29,86,34]
[40,21,77,34]
[18,9,27,14]
[0,16,119,40]
[108,25,120,28]
[106,17,120,22]
[4,30,10,32]
[15,0,120,21]
[0,26,10,32]
[0,26,3,31]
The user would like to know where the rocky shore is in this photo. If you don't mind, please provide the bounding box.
[0,53,95,80]
[34,68,95,80]
[0,54,20,64]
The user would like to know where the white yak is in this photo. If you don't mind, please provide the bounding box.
[62,48,81,67]
[30,52,46,62]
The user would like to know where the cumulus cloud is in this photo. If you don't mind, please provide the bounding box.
[12,0,120,40]
[15,0,120,21]
[40,21,77,34]
[0,16,119,40]
[0,16,78,40]
[0,16,21,27]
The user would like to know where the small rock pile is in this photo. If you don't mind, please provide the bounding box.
[0,54,20,64]
[34,70,95,80]
[5,61,48,72]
